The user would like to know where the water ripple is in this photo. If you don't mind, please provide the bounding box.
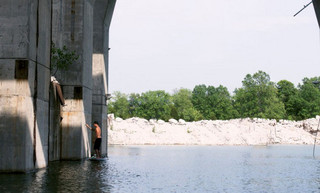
[1,146,320,193]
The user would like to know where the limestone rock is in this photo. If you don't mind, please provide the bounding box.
[108,116,318,146]
[157,120,165,124]
[169,119,178,124]
[179,119,186,125]
[108,114,115,120]
[115,117,123,122]
[149,119,157,124]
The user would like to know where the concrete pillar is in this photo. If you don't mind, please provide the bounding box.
[52,0,94,159]
[0,0,51,172]
[92,0,116,156]
[313,0,320,28]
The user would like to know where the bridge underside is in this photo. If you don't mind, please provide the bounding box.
[313,0,320,27]
[0,0,116,172]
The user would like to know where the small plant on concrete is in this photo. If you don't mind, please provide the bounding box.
[51,43,79,75]
[152,126,156,133]
[110,125,113,131]
[187,128,191,133]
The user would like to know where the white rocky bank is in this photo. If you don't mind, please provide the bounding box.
[108,115,320,145]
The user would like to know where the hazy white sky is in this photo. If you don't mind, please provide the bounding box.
[109,0,320,94]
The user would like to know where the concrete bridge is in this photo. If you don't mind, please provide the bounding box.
[0,0,116,172]
[1,0,320,173]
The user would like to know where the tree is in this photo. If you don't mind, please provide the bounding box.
[192,85,209,118]
[107,72,320,121]
[233,71,285,119]
[276,80,298,119]
[128,93,141,117]
[171,88,202,121]
[207,85,238,120]
[192,85,237,120]
[287,77,320,120]
[134,90,172,121]
[108,92,130,119]
[51,43,79,76]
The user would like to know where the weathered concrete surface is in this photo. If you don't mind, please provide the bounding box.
[92,55,108,155]
[51,0,94,160]
[0,100,34,172]
[0,0,51,172]
[0,0,115,171]
[0,1,30,58]
[49,86,61,161]
[92,0,116,156]
[51,0,115,159]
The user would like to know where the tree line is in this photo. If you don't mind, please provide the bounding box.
[108,71,320,121]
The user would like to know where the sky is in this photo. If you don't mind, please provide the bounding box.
[109,0,320,95]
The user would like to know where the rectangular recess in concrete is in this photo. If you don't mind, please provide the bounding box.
[14,60,28,79]
[74,86,82,99]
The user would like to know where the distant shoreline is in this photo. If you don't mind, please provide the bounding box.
[108,116,320,146]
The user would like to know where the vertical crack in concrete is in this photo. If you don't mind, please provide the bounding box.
[33,0,40,167]
[48,0,53,162]
[71,0,75,42]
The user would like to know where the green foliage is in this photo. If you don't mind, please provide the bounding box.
[108,92,130,119]
[286,77,320,120]
[233,71,285,119]
[192,85,237,120]
[208,85,239,120]
[51,43,79,75]
[126,90,172,121]
[108,71,320,121]
[172,89,193,112]
[192,85,210,119]
[171,88,203,121]
[277,80,298,119]
[137,90,172,121]
[277,80,297,104]
[128,93,141,117]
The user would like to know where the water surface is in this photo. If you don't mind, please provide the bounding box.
[1,145,320,193]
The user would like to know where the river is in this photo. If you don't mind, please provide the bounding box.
[1,145,320,193]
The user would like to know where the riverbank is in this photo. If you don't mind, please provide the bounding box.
[108,116,320,145]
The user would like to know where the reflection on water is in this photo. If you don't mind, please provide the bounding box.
[1,146,320,193]
[0,161,114,193]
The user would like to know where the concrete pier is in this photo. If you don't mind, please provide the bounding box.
[51,0,95,160]
[92,0,116,156]
[0,0,116,172]
[0,0,52,172]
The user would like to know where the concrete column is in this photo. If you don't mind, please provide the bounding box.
[0,0,51,172]
[92,0,116,156]
[52,0,94,159]
[313,0,320,28]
